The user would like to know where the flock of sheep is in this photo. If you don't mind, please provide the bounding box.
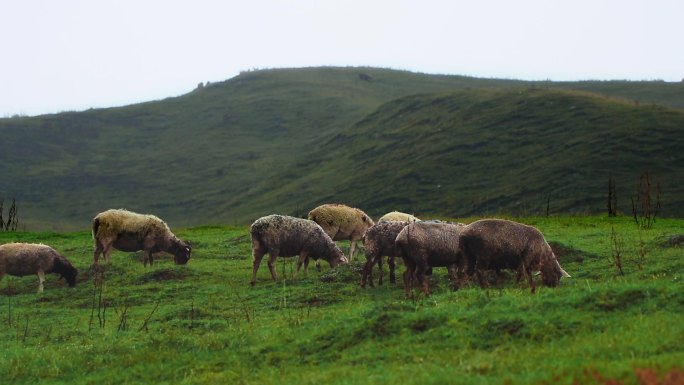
[251,204,570,296]
[0,205,570,296]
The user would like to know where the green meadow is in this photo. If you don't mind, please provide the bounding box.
[1,215,682,384]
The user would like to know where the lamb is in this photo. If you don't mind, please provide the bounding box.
[361,220,411,288]
[307,203,374,262]
[0,243,78,292]
[378,211,420,223]
[250,214,348,285]
[395,220,466,297]
[458,218,570,293]
[92,209,192,266]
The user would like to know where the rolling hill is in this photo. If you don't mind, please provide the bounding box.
[1,67,683,230]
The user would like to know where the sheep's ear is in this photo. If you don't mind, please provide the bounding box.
[185,247,191,252]
[533,271,541,276]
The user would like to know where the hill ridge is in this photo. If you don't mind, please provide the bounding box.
[1,67,682,230]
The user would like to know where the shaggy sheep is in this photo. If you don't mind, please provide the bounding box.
[307,204,374,262]
[458,218,570,293]
[92,209,191,266]
[0,243,77,292]
[361,220,410,288]
[250,214,348,285]
[395,220,466,297]
[378,211,420,223]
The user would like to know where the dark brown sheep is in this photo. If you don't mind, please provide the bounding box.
[459,218,570,293]
[92,209,191,267]
[250,214,348,285]
[0,243,78,292]
[361,220,410,288]
[395,220,466,297]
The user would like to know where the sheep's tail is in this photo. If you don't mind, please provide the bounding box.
[92,217,101,240]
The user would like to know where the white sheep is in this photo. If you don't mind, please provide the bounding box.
[378,211,420,223]
[307,203,375,262]
[92,209,191,266]
[0,243,78,292]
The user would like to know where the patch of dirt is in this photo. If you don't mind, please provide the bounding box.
[137,268,191,284]
[665,235,684,247]
[0,286,22,296]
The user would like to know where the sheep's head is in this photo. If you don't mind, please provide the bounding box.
[171,239,192,265]
[328,253,348,268]
[539,257,570,287]
[52,257,78,287]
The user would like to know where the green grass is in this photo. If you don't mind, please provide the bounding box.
[1,67,683,230]
[0,216,682,384]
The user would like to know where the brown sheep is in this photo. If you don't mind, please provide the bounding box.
[92,209,191,267]
[378,211,420,223]
[458,218,570,293]
[395,220,466,297]
[361,220,411,288]
[307,203,374,262]
[250,214,348,285]
[0,243,78,292]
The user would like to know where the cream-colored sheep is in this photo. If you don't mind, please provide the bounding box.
[378,211,420,223]
[307,203,375,262]
[92,209,191,266]
[0,243,78,292]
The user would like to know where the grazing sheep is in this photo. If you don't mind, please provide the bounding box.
[395,221,466,297]
[250,214,348,285]
[307,204,374,262]
[378,211,420,223]
[0,243,77,292]
[361,221,411,288]
[459,218,571,293]
[92,209,192,267]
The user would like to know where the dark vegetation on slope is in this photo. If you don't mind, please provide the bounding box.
[0,67,682,230]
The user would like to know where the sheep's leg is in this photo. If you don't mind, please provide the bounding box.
[143,250,154,267]
[388,256,396,284]
[102,243,115,264]
[36,271,45,293]
[303,256,311,277]
[93,240,104,265]
[416,265,430,295]
[447,265,460,291]
[94,237,114,265]
[295,253,309,278]
[403,266,414,298]
[267,250,279,281]
[361,255,375,288]
[377,256,384,286]
[525,265,536,294]
[250,247,266,285]
[349,240,357,262]
[475,260,489,289]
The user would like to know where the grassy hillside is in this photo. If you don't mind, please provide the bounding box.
[0,216,682,384]
[0,67,683,230]
[227,88,684,220]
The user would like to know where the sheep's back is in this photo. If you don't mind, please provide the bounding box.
[378,211,419,223]
[364,221,409,257]
[308,204,373,236]
[0,243,58,276]
[251,215,327,257]
[460,219,546,269]
[94,209,170,238]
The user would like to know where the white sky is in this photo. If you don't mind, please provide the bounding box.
[2,0,683,117]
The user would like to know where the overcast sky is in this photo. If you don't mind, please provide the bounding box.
[2,0,683,117]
